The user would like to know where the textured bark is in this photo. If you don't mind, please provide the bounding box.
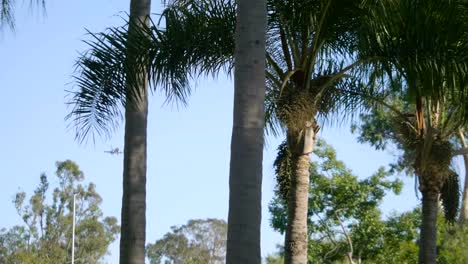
[119,0,151,263]
[418,191,439,264]
[226,0,266,263]
[284,154,312,264]
[458,130,468,224]
[284,125,316,264]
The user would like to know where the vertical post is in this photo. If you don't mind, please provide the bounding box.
[71,193,77,264]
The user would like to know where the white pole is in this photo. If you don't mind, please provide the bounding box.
[71,194,77,264]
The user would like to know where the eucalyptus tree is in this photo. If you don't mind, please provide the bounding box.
[0,160,120,264]
[146,218,227,264]
[353,0,468,262]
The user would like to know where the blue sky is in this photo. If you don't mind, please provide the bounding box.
[1,0,456,263]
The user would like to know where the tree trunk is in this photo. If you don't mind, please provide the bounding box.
[418,191,439,264]
[226,0,266,263]
[284,124,316,264]
[458,129,468,225]
[284,154,311,264]
[119,0,151,263]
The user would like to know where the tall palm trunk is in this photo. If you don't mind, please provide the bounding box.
[120,0,151,263]
[284,122,317,264]
[419,190,439,264]
[226,0,266,263]
[458,129,468,224]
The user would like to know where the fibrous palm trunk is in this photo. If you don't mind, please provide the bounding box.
[284,122,317,264]
[419,190,439,264]
[458,129,468,224]
[225,0,266,263]
[119,0,151,263]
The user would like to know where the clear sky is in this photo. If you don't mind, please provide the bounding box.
[1,0,459,263]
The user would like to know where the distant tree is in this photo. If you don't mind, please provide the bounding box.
[438,224,468,264]
[269,139,468,263]
[269,139,403,263]
[0,160,119,264]
[265,253,283,264]
[146,219,227,264]
[370,209,421,264]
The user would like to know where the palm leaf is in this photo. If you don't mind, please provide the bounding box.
[0,0,45,30]
[67,0,236,142]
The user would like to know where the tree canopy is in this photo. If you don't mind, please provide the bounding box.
[0,160,119,264]
[146,218,227,264]
[270,139,403,263]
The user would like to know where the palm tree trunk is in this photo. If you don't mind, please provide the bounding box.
[458,129,468,225]
[226,0,266,263]
[418,190,439,264]
[284,154,311,264]
[119,0,151,263]
[284,124,316,264]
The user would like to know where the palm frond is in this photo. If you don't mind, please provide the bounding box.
[154,0,235,95]
[1,0,15,29]
[66,26,131,143]
[0,0,45,30]
[67,0,236,143]
[264,0,377,133]
[360,0,468,120]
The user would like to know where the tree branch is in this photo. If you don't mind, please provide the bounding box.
[334,211,355,264]
[453,147,468,156]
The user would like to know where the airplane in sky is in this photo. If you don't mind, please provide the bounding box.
[104,147,123,155]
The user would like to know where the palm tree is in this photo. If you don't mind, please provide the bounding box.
[264,1,369,262]
[67,0,154,262]
[354,0,468,262]
[225,0,266,263]
[117,1,152,263]
[66,1,231,263]
[64,1,383,263]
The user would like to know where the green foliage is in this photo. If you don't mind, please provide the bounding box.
[146,218,227,264]
[353,0,468,199]
[368,209,421,264]
[68,0,373,141]
[270,148,468,264]
[438,225,468,264]
[265,253,284,264]
[67,0,236,142]
[353,96,463,220]
[360,0,468,102]
[269,140,403,263]
[0,160,119,264]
